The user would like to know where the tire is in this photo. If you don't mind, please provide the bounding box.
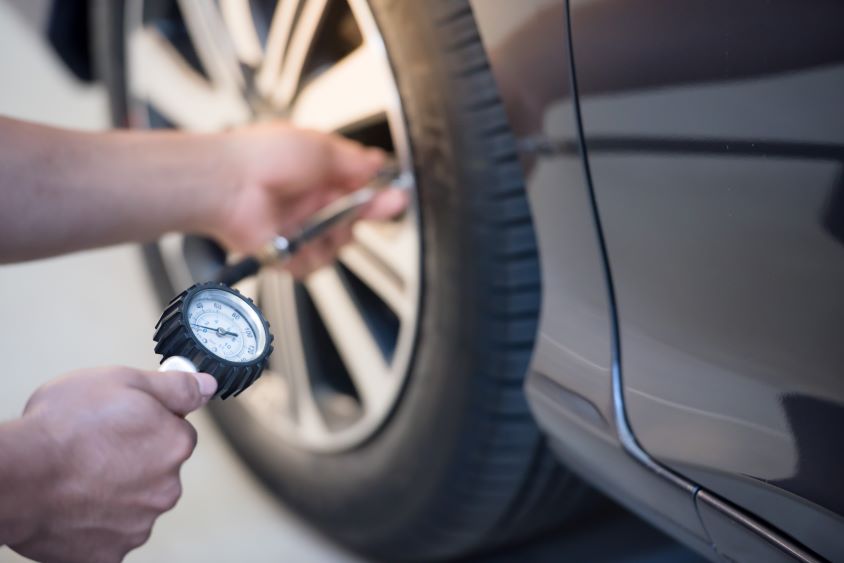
[93,0,589,559]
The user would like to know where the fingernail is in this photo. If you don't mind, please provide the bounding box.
[192,372,218,399]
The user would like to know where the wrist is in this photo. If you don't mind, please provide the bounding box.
[184,131,247,241]
[0,416,58,546]
[103,128,243,240]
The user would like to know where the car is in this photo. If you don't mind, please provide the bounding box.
[44,0,844,561]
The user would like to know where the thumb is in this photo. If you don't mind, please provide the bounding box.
[136,371,218,416]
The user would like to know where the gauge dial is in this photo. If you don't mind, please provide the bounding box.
[154,282,273,399]
[187,288,266,363]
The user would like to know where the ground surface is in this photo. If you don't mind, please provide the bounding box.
[0,2,705,562]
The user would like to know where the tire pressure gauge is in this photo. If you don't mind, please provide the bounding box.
[153,282,273,399]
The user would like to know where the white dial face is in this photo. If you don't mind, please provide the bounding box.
[187,289,264,363]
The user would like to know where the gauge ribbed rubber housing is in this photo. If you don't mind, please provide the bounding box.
[153,282,273,399]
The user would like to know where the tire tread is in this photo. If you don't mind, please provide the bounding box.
[386,0,589,558]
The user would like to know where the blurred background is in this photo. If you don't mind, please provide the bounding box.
[0,1,360,561]
[0,1,703,561]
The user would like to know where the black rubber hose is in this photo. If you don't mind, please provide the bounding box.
[216,257,261,287]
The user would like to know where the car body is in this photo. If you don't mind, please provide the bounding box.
[42,1,844,561]
[477,2,844,560]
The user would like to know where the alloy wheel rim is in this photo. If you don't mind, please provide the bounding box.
[126,0,421,452]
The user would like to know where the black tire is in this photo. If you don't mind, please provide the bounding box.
[93,0,589,559]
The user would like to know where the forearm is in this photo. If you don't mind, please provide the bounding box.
[0,418,54,546]
[0,117,236,263]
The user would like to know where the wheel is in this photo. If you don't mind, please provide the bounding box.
[93,0,589,559]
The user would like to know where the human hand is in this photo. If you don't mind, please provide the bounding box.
[210,123,409,278]
[7,367,217,563]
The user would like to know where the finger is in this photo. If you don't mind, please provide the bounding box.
[285,226,351,279]
[312,226,353,270]
[361,188,410,221]
[170,419,199,464]
[286,245,329,279]
[330,224,355,249]
[279,131,383,194]
[326,137,385,190]
[133,371,217,416]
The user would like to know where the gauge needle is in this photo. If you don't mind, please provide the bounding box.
[191,324,239,338]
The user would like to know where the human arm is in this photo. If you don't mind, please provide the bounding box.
[0,117,406,273]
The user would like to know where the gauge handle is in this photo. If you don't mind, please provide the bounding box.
[216,257,262,286]
[158,356,198,373]
[214,189,376,287]
[212,165,413,288]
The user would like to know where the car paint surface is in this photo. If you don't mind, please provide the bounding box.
[569,0,844,559]
[471,1,720,558]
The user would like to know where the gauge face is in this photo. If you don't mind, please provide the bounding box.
[186,288,266,363]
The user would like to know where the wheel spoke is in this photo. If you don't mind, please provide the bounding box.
[264,272,330,440]
[176,0,244,89]
[129,28,250,130]
[290,44,393,132]
[256,0,301,96]
[270,0,330,107]
[339,241,413,320]
[305,267,391,410]
[232,271,259,300]
[240,370,290,413]
[220,0,264,66]
[350,217,418,288]
[158,233,196,291]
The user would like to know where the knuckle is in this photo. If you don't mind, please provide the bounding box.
[113,366,146,388]
[173,422,198,461]
[158,479,183,512]
[175,373,201,406]
[91,551,127,563]
[121,514,157,550]
[334,227,353,246]
[23,385,49,413]
[126,528,153,550]
[146,476,183,512]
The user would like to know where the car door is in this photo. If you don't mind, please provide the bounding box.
[569,0,844,560]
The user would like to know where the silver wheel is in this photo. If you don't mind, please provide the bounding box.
[126,0,421,452]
